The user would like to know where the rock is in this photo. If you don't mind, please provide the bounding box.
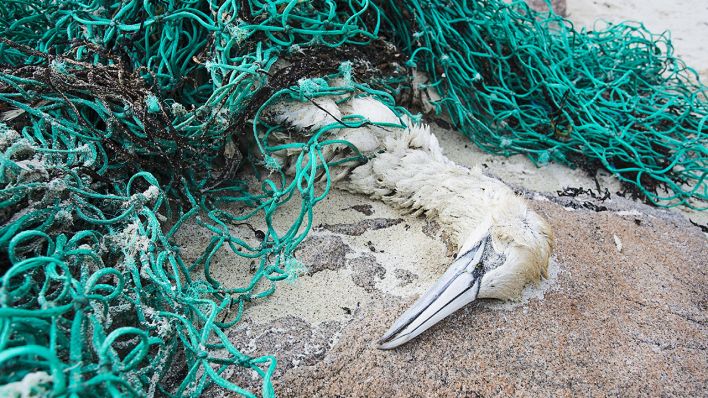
[349,254,387,293]
[393,269,418,287]
[251,198,706,397]
[316,218,403,236]
[296,234,351,275]
[347,204,375,216]
[224,317,345,394]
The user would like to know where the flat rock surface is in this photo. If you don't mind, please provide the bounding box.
[274,199,707,397]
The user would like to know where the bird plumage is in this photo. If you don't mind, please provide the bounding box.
[267,91,554,348]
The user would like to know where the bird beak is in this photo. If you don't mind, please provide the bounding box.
[378,236,489,349]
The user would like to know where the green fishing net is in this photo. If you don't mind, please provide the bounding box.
[0,0,705,396]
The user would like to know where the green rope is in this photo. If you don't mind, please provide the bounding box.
[0,0,705,397]
[377,0,706,207]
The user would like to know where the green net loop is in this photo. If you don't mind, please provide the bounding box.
[0,0,706,397]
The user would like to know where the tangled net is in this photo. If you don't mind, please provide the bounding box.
[0,0,705,397]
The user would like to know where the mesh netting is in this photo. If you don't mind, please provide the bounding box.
[0,0,705,397]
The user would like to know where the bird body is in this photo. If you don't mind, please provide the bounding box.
[267,92,554,349]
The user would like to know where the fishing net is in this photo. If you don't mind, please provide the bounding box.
[0,0,705,397]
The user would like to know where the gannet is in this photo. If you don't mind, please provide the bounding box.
[266,90,554,350]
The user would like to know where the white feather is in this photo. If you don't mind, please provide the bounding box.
[267,94,553,301]
[269,97,341,131]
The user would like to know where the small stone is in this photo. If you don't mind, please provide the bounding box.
[393,269,418,286]
[613,234,623,253]
[296,235,350,275]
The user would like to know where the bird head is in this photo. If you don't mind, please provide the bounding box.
[378,208,553,349]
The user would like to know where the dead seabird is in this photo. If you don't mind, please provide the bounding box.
[266,91,554,349]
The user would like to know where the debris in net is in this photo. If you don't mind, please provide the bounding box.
[557,186,611,201]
